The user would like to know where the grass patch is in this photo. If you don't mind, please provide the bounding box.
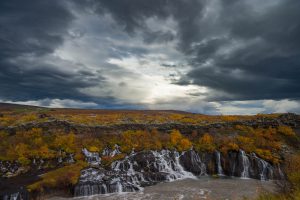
[27,161,87,193]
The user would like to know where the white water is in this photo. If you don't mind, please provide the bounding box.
[215,151,224,175]
[4,192,20,200]
[183,150,206,176]
[82,148,101,165]
[151,150,195,181]
[239,150,250,178]
[112,150,195,182]
[251,153,273,180]
[102,144,121,157]
[76,148,280,197]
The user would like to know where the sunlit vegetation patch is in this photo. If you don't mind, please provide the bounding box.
[194,133,216,152]
[27,161,87,194]
[1,124,297,167]
[0,128,76,164]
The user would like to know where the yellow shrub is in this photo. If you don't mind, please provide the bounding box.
[177,138,192,152]
[255,149,280,164]
[196,133,216,152]
[168,130,192,152]
[88,146,99,152]
[21,114,38,122]
[18,156,31,166]
[170,130,183,146]
[227,142,239,151]
[277,126,296,136]
[237,136,255,152]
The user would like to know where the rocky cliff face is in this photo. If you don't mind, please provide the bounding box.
[74,149,284,197]
[0,153,75,200]
[0,148,285,199]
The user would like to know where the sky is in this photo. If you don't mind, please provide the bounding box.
[1,0,300,114]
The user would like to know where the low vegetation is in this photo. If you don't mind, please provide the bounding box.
[27,161,87,194]
[0,125,297,167]
[0,105,283,127]
[0,105,299,198]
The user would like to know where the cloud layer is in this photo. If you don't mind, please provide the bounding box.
[1,0,299,114]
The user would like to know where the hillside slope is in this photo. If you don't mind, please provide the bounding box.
[0,103,300,200]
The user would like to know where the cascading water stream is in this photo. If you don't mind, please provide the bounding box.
[82,148,101,165]
[251,153,274,180]
[73,148,283,197]
[239,150,250,178]
[215,151,224,175]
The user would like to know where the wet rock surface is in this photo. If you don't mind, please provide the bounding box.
[0,147,284,199]
[74,149,283,197]
[50,178,278,200]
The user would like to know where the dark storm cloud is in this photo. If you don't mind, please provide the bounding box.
[184,0,300,100]
[87,0,300,101]
[86,0,205,41]
[2,0,300,110]
[0,0,108,103]
[0,60,104,101]
[0,0,73,57]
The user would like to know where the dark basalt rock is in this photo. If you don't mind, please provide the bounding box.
[179,150,206,175]
[74,149,284,197]
[0,148,286,198]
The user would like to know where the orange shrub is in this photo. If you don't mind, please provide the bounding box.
[277,126,296,136]
[196,133,216,152]
[177,138,192,152]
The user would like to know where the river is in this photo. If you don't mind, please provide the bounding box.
[49,177,277,200]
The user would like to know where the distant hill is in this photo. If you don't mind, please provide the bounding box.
[0,102,42,111]
[0,102,191,115]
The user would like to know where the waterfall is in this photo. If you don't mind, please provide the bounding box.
[239,150,250,178]
[117,181,123,193]
[252,153,273,180]
[151,150,195,181]
[75,150,196,197]
[278,166,285,180]
[0,188,29,200]
[2,192,19,200]
[173,151,196,179]
[111,144,121,157]
[215,151,224,175]
[82,148,101,165]
[74,148,284,197]
[102,144,121,157]
[182,150,206,176]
